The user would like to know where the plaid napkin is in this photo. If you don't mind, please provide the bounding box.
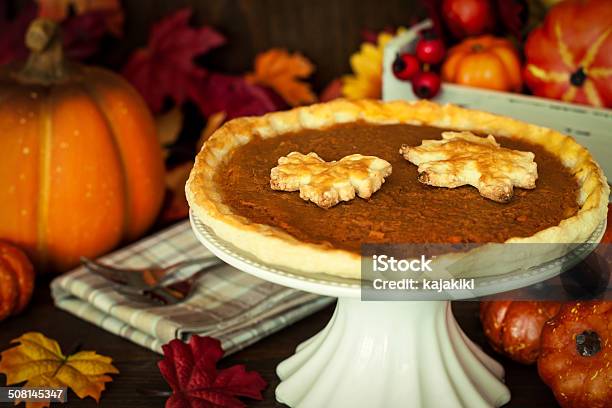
[50,221,332,355]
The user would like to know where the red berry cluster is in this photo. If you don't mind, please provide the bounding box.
[392,30,445,99]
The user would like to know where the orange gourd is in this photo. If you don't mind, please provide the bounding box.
[524,0,612,108]
[442,35,522,92]
[538,301,612,408]
[0,241,35,321]
[0,20,165,272]
[480,301,561,364]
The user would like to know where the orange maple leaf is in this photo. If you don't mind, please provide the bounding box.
[36,0,124,36]
[247,49,317,107]
[0,332,118,408]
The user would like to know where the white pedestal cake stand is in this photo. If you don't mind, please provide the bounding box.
[190,212,605,408]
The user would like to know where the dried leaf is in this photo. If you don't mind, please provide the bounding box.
[342,31,397,99]
[246,49,316,107]
[159,335,266,408]
[0,3,37,65]
[160,161,194,223]
[61,10,116,59]
[0,332,118,408]
[156,107,184,147]
[319,78,343,102]
[193,73,284,120]
[36,0,124,36]
[0,5,113,65]
[122,8,226,113]
[197,112,226,151]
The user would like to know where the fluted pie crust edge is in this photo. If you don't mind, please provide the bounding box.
[186,99,609,279]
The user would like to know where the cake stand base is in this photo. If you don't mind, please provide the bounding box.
[276,299,510,408]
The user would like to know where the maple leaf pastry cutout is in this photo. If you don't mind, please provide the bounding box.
[400,131,538,203]
[270,152,392,208]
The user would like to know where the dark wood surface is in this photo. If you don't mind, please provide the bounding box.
[0,279,560,407]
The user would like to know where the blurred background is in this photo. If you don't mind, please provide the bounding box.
[6,0,424,88]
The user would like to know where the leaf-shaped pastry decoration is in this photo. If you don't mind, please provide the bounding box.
[270,152,392,208]
[400,131,538,203]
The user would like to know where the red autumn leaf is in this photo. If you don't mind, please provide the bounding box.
[0,3,37,65]
[36,0,124,36]
[62,10,115,60]
[0,5,112,65]
[192,73,285,120]
[319,78,344,102]
[122,8,226,113]
[158,335,267,408]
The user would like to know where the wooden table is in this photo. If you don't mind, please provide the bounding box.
[0,279,560,407]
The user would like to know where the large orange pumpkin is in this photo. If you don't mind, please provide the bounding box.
[0,20,165,272]
[442,35,522,92]
[524,0,612,108]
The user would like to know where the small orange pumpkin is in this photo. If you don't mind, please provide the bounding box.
[442,35,522,92]
[0,20,165,272]
[0,241,35,321]
[524,0,612,108]
[538,301,612,408]
[480,301,561,364]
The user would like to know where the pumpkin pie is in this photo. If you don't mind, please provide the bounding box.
[186,100,609,279]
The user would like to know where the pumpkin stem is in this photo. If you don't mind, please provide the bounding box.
[471,44,484,53]
[570,67,587,87]
[17,19,67,84]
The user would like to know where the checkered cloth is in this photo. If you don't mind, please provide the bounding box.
[50,221,332,355]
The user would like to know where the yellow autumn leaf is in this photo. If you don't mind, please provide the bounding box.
[247,49,317,107]
[0,332,119,408]
[342,29,405,99]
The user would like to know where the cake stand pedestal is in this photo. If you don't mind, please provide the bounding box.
[190,212,605,408]
[276,299,508,408]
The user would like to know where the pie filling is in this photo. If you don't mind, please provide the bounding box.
[215,123,579,253]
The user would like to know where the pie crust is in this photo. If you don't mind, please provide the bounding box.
[186,99,609,279]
